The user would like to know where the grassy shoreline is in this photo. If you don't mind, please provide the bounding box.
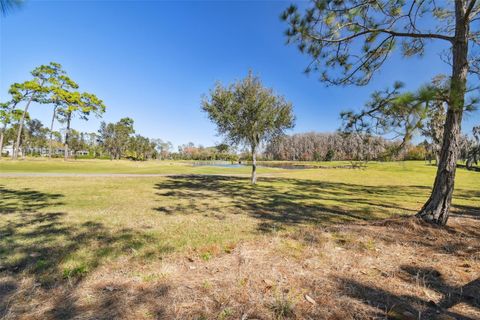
[1,157,476,173]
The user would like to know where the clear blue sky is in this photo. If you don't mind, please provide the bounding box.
[1,1,478,148]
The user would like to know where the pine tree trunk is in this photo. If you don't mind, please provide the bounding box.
[0,123,6,158]
[49,106,57,158]
[417,1,469,226]
[14,80,45,160]
[64,113,71,161]
[417,109,463,225]
[14,100,32,160]
[251,146,257,184]
[0,134,3,158]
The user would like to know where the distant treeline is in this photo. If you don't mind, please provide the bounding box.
[3,115,478,165]
[263,131,479,163]
[264,132,400,161]
[0,116,239,161]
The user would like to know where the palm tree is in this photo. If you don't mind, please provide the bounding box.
[0,0,22,16]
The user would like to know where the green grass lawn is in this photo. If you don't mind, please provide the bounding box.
[0,159,478,285]
[0,158,279,174]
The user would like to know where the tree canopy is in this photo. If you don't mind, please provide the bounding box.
[5,62,106,160]
[98,117,135,160]
[341,77,478,152]
[0,0,22,16]
[202,72,295,183]
[282,0,479,85]
[282,0,479,225]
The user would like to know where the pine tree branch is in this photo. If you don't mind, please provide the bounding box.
[465,0,478,19]
[305,27,454,43]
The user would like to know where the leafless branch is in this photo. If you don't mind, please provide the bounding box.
[466,0,478,19]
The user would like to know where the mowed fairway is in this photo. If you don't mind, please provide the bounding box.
[0,160,479,319]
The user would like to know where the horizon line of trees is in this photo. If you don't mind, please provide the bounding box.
[2,112,479,166]
[263,130,480,168]
[0,116,241,161]
[265,132,395,162]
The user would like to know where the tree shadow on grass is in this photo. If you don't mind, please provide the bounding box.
[338,266,479,320]
[0,185,171,319]
[322,214,480,319]
[0,280,16,317]
[457,164,480,172]
[452,204,480,220]
[0,185,64,214]
[329,215,480,263]
[153,175,478,232]
[153,175,480,233]
[49,282,170,320]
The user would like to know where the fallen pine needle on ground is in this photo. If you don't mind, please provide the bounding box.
[2,216,478,320]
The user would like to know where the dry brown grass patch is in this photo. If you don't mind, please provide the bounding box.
[1,215,479,319]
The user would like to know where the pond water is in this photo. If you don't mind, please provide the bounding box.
[191,161,313,170]
[191,162,245,168]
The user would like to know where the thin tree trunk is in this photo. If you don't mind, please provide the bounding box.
[49,105,58,158]
[417,1,469,225]
[64,112,71,161]
[14,81,45,160]
[14,99,33,160]
[466,158,473,170]
[0,134,3,158]
[0,123,6,158]
[251,145,257,184]
[22,123,29,160]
